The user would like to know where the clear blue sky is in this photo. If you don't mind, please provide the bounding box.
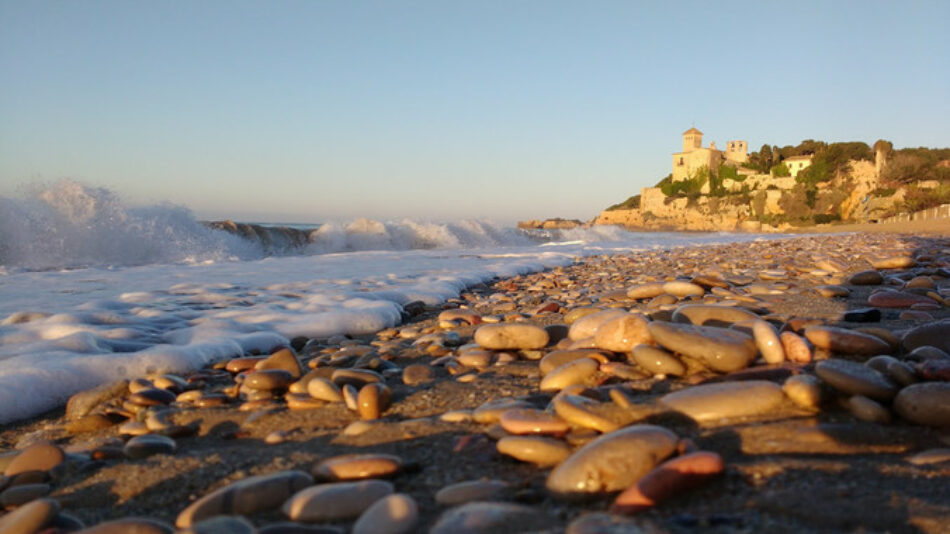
[1,1,947,224]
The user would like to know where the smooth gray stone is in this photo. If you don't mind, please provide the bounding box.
[430,502,556,534]
[815,359,898,401]
[894,382,950,426]
[179,516,254,534]
[902,319,950,353]
[176,470,313,528]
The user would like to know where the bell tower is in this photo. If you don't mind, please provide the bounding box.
[682,127,703,152]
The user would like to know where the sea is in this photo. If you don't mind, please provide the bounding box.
[0,180,778,424]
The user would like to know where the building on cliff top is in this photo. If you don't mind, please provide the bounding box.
[672,128,748,182]
[782,154,814,178]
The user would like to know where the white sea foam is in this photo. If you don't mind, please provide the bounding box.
[0,180,267,271]
[0,181,787,423]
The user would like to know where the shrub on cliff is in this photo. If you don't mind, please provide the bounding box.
[661,167,708,198]
[710,164,740,196]
[655,173,673,189]
[881,147,950,186]
[771,163,791,177]
[902,182,950,212]
[813,213,842,224]
[796,158,832,187]
[606,194,641,211]
[718,164,740,181]
[777,139,826,159]
[820,142,873,174]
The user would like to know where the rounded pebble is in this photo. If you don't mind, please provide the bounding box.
[546,424,678,499]
[435,480,508,506]
[814,359,898,401]
[647,322,756,373]
[893,382,950,426]
[659,380,785,423]
[473,324,549,350]
[282,480,394,522]
[352,493,419,534]
[313,453,402,481]
[497,436,571,466]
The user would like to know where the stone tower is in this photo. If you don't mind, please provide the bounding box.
[725,140,749,164]
[682,128,703,152]
[873,140,892,178]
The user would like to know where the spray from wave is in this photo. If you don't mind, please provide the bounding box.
[0,180,645,272]
[306,218,537,253]
[0,180,261,271]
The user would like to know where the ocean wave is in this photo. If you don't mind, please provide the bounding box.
[0,180,664,272]
[0,180,263,271]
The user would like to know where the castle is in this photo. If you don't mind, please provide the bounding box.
[672,127,748,182]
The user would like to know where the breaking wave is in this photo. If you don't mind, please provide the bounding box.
[0,180,642,272]
[0,180,263,271]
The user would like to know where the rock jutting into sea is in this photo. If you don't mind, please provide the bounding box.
[1,232,949,532]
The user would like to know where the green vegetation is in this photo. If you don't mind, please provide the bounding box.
[745,144,773,173]
[796,159,829,187]
[870,187,897,197]
[757,213,789,226]
[876,145,950,212]
[776,139,826,160]
[794,142,873,188]
[881,147,950,185]
[771,163,791,177]
[902,182,950,213]
[706,164,737,197]
[660,166,707,199]
[813,213,841,224]
[606,194,641,211]
[718,163,740,181]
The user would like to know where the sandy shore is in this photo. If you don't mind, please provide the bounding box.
[1,232,949,533]
[791,218,950,236]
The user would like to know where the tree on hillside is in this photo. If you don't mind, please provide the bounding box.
[881,148,950,185]
[745,144,773,172]
[873,139,893,155]
[779,139,826,159]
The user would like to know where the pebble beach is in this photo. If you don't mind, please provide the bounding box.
[1,231,949,534]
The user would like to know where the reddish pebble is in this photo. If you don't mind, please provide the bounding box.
[780,331,812,363]
[610,451,724,514]
[918,359,950,381]
[868,290,938,308]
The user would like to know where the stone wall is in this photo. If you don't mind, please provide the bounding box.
[592,209,643,227]
[640,187,666,215]
[596,197,753,232]
[722,174,796,192]
[672,148,719,182]
[878,204,950,224]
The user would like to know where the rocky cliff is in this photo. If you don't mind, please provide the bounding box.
[593,159,913,232]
